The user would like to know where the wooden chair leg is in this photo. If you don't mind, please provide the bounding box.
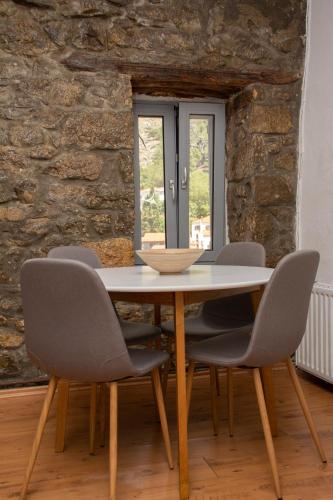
[89,383,99,455]
[150,370,161,423]
[227,367,234,437]
[20,376,58,500]
[209,366,219,436]
[152,367,174,469]
[215,367,220,396]
[260,366,278,437]
[99,383,107,447]
[55,379,70,453]
[162,335,173,396]
[186,361,195,418]
[286,358,327,463]
[109,382,118,500]
[253,368,282,500]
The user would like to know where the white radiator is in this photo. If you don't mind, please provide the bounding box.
[296,282,333,383]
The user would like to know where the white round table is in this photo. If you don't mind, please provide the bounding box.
[96,264,274,500]
[96,264,273,293]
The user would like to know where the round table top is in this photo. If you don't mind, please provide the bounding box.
[96,264,273,293]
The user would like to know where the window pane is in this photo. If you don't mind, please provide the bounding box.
[138,116,166,250]
[189,116,212,250]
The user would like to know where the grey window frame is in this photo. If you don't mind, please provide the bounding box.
[133,101,225,262]
[178,102,225,261]
[134,103,177,254]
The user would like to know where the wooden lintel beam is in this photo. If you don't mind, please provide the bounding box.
[118,63,301,87]
[62,51,301,97]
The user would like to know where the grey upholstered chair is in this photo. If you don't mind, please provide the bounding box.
[186,250,326,500]
[161,242,265,435]
[48,246,161,345]
[48,245,162,454]
[20,258,173,500]
[162,242,265,340]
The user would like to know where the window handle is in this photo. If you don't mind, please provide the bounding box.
[181,166,187,189]
[169,179,176,201]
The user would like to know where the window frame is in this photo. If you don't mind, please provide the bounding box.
[178,102,225,261]
[133,100,225,263]
[134,103,177,256]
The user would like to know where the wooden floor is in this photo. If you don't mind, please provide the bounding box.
[1,367,333,500]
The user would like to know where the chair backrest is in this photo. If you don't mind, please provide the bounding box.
[202,242,266,322]
[21,258,135,382]
[48,246,102,269]
[243,250,319,367]
[216,242,266,267]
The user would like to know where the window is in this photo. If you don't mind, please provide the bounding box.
[134,101,225,261]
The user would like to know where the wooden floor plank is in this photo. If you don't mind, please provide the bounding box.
[1,367,333,499]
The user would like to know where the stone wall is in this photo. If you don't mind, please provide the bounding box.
[226,82,301,266]
[0,0,306,384]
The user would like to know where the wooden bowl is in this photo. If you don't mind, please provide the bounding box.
[136,248,204,274]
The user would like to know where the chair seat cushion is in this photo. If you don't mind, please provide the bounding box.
[120,319,161,344]
[187,330,251,367]
[129,348,169,376]
[161,315,253,340]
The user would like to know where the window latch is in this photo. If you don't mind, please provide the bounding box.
[169,179,176,201]
[181,166,187,189]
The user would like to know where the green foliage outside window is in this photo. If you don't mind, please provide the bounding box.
[139,115,210,238]
[141,192,165,234]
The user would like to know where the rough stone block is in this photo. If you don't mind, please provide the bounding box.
[227,135,268,181]
[90,213,114,235]
[81,74,132,110]
[56,214,91,238]
[60,111,133,150]
[0,351,20,377]
[0,127,10,146]
[272,150,296,171]
[22,217,52,238]
[16,78,81,107]
[248,105,293,133]
[82,183,134,210]
[0,315,7,326]
[253,175,295,206]
[84,238,134,267]
[0,330,23,349]
[10,125,44,147]
[48,153,103,181]
[0,183,16,204]
[0,206,26,221]
[103,150,133,184]
[29,145,57,160]
[0,15,53,56]
[14,179,38,204]
[0,292,21,315]
[113,210,135,236]
[51,80,83,106]
[59,0,122,18]
[48,184,85,205]
[250,208,274,244]
[71,19,107,51]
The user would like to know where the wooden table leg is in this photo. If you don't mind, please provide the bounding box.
[174,292,189,500]
[55,379,70,452]
[251,287,278,437]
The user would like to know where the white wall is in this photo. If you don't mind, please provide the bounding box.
[298,0,333,283]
